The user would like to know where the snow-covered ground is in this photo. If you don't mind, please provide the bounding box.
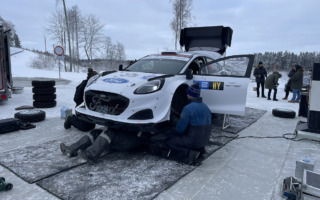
[0,48,308,200]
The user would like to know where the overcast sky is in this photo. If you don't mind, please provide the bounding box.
[1,0,319,60]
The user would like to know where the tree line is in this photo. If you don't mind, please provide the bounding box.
[46,2,126,72]
[253,51,320,72]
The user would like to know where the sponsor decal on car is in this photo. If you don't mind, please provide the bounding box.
[102,78,129,84]
[194,80,224,90]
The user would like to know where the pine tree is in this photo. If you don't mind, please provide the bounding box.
[13,34,21,48]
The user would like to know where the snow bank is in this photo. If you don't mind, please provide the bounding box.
[10,47,86,83]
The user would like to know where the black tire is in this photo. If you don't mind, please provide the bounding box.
[170,85,190,126]
[71,116,96,132]
[14,110,46,123]
[33,94,56,101]
[272,108,296,118]
[0,177,5,182]
[32,87,56,95]
[32,80,55,87]
[5,183,13,191]
[33,100,57,108]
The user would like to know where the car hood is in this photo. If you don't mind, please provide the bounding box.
[86,71,165,94]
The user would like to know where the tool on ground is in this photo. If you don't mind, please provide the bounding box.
[0,177,13,192]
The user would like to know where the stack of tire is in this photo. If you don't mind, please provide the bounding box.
[32,80,57,108]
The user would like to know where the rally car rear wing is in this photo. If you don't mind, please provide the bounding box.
[0,25,13,101]
[179,26,233,55]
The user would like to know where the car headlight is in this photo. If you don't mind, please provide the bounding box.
[86,74,101,87]
[134,79,164,94]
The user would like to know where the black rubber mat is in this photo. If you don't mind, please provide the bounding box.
[34,107,266,200]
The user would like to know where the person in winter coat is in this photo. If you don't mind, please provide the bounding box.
[149,82,212,165]
[253,61,267,98]
[74,68,98,106]
[288,65,304,103]
[265,71,282,101]
[60,128,151,164]
[64,68,98,132]
[282,65,296,100]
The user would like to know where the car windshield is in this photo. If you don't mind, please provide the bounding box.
[125,58,187,74]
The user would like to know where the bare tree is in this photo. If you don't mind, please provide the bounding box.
[115,41,126,62]
[170,0,193,50]
[102,36,112,59]
[68,5,81,64]
[46,10,68,71]
[80,14,105,67]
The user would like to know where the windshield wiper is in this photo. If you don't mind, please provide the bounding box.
[148,74,175,81]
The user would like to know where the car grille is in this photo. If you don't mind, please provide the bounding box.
[85,90,129,115]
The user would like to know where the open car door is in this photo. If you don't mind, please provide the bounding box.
[193,54,254,116]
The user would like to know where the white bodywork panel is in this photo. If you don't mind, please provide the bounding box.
[193,76,249,115]
[76,53,254,125]
[310,81,320,111]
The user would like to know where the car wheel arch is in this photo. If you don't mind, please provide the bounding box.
[170,84,190,125]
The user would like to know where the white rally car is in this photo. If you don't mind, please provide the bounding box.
[75,26,254,132]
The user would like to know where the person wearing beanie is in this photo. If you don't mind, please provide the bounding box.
[149,82,212,165]
[282,64,296,100]
[253,61,267,98]
[265,71,282,101]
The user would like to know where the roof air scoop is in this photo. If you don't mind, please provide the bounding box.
[179,26,233,55]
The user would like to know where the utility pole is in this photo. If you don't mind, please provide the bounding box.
[62,0,73,72]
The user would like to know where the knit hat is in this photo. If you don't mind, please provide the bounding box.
[259,61,263,65]
[186,82,201,97]
[295,64,302,70]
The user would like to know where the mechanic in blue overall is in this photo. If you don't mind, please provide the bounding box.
[60,128,151,164]
[149,82,212,164]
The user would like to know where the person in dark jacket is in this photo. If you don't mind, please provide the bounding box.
[253,62,267,98]
[64,68,98,131]
[74,68,98,106]
[288,65,304,103]
[282,65,296,100]
[149,82,212,164]
[265,71,282,101]
[60,128,151,164]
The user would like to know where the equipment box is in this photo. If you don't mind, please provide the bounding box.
[0,118,20,134]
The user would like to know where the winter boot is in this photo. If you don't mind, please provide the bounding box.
[60,136,92,157]
[64,116,72,129]
[273,89,278,101]
[198,147,207,159]
[267,90,271,100]
[183,150,201,165]
[282,97,288,100]
[78,131,112,164]
[256,90,259,97]
[149,143,171,158]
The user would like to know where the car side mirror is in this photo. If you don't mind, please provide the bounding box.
[119,64,123,71]
[186,69,193,80]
